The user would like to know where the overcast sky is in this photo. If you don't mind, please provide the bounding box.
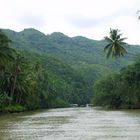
[1,0,140,44]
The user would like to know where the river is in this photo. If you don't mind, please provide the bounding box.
[0,107,140,140]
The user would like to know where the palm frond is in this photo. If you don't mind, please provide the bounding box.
[104,28,127,58]
[118,38,127,42]
[104,37,113,43]
[106,46,113,58]
[120,46,127,53]
[104,43,112,51]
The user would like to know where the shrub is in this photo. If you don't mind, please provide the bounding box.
[5,104,26,113]
[50,97,70,108]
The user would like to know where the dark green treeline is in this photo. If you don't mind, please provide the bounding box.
[0,31,90,112]
[92,59,140,109]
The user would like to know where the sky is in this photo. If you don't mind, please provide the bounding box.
[1,0,140,45]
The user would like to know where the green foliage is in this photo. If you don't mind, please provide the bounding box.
[2,28,137,72]
[1,28,140,113]
[92,73,122,109]
[48,97,70,108]
[104,28,127,58]
[0,31,15,66]
[0,40,90,112]
[5,105,26,113]
[1,30,138,78]
[2,28,137,108]
[0,91,11,111]
[92,61,140,109]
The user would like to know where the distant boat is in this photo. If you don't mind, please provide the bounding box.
[70,104,78,107]
[86,104,93,107]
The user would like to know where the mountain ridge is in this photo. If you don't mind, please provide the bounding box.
[1,28,140,71]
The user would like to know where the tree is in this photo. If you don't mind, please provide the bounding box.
[0,31,15,70]
[104,28,127,58]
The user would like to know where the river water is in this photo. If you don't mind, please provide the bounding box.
[0,107,140,140]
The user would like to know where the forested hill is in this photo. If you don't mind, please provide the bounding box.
[2,28,140,69]
[2,28,140,93]
[1,28,140,111]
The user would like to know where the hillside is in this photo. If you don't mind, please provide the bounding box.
[2,28,139,67]
[1,28,140,104]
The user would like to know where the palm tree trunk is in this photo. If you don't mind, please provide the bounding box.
[15,91,20,104]
[18,92,23,104]
[9,74,17,105]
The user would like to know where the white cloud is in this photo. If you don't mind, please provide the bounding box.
[0,0,140,44]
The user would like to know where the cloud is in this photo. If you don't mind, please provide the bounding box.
[17,12,46,28]
[66,16,99,28]
[0,0,140,44]
[65,14,119,29]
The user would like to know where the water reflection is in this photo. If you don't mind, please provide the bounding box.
[0,108,140,140]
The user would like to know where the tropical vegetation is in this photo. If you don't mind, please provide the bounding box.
[92,29,140,109]
[104,28,127,58]
[0,28,140,113]
[92,59,140,109]
[0,30,92,112]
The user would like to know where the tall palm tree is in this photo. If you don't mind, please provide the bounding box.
[0,31,15,89]
[104,28,127,58]
[9,55,24,105]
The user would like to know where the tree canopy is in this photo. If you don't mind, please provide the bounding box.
[104,28,127,58]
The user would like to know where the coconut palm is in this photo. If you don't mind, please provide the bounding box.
[9,55,24,104]
[104,28,127,58]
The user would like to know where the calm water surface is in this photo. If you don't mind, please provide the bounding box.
[0,107,140,140]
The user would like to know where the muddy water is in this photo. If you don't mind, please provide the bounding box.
[0,107,140,140]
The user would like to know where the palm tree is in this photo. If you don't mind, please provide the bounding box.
[104,28,127,58]
[9,55,24,105]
